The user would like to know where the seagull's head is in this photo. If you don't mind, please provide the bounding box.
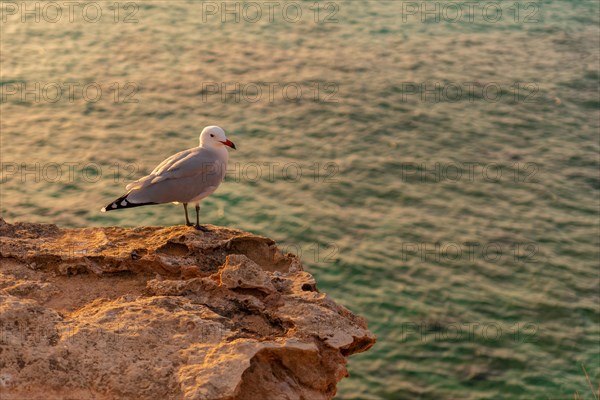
[200,126,236,150]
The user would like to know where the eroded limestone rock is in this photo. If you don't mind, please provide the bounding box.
[0,218,375,399]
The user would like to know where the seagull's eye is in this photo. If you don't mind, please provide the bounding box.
[210,134,214,137]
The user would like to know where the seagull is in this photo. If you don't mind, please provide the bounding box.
[101,126,236,231]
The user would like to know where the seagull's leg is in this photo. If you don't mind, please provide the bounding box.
[183,203,193,226]
[194,203,209,232]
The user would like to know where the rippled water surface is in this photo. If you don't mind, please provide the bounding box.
[1,1,599,399]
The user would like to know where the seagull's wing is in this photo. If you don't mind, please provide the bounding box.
[123,147,226,205]
[125,149,187,191]
[125,147,220,190]
[150,149,218,183]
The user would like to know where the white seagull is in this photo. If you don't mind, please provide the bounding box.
[101,126,236,230]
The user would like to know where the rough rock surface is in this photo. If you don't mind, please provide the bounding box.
[0,218,375,400]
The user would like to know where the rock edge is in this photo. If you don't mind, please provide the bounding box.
[0,218,375,400]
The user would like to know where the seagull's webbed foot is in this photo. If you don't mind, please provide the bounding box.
[194,224,210,232]
[186,223,194,227]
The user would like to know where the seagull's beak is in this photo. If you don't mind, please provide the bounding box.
[221,139,236,150]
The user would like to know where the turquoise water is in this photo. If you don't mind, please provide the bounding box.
[1,1,599,398]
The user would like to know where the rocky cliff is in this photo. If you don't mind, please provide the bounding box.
[0,218,375,400]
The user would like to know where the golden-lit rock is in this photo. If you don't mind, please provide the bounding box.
[0,218,375,400]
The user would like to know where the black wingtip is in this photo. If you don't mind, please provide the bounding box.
[101,193,157,212]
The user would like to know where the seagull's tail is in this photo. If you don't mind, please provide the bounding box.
[100,192,157,212]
